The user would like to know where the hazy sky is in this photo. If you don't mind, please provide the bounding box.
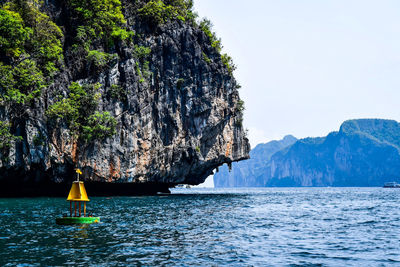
[193,0,400,148]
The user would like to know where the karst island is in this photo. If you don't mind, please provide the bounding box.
[0,0,249,196]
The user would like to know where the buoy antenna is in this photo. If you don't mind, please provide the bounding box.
[76,168,82,181]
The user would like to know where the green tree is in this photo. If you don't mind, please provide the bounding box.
[199,18,221,52]
[138,0,196,25]
[47,82,117,143]
[0,60,44,107]
[221,53,236,74]
[69,0,133,48]
[0,8,32,57]
[0,0,64,124]
[0,63,15,94]
[46,82,100,131]
[0,121,22,149]
[82,111,117,142]
[87,50,117,72]
[3,0,64,75]
[108,84,126,101]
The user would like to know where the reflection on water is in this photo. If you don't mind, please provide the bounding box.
[70,225,90,239]
[1,188,400,265]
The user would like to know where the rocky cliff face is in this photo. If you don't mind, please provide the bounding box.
[0,0,250,195]
[214,119,400,187]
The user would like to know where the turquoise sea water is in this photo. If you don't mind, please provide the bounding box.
[1,187,400,266]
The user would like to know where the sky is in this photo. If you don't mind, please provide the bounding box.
[193,0,400,148]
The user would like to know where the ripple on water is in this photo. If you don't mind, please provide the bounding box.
[1,188,400,265]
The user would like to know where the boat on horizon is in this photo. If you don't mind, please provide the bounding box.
[383,182,400,188]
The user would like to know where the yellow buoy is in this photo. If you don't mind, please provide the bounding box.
[67,181,89,202]
[55,168,100,225]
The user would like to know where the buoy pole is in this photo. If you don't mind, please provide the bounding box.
[74,202,77,217]
[70,201,72,217]
[79,202,81,217]
[84,202,86,217]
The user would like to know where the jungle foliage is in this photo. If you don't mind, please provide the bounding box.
[1,0,63,73]
[0,0,63,147]
[69,0,134,68]
[0,0,240,148]
[133,45,151,82]
[70,0,133,45]
[108,84,127,102]
[46,82,116,143]
[0,0,63,107]
[0,121,22,149]
[138,0,196,25]
[199,18,236,74]
[82,111,117,143]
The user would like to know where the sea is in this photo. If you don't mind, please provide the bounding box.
[1,187,400,266]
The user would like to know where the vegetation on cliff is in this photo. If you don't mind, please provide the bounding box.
[46,82,116,143]
[0,0,240,148]
[138,0,196,24]
[0,0,63,150]
[215,119,400,187]
[0,0,249,189]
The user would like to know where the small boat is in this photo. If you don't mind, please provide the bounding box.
[56,169,100,225]
[383,182,400,188]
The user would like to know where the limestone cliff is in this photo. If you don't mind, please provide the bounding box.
[267,119,400,186]
[214,119,400,187]
[0,0,250,195]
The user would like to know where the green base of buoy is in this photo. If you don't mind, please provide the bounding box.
[56,217,100,225]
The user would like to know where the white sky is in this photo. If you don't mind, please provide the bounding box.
[193,0,400,148]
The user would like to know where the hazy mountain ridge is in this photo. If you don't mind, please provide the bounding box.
[214,119,400,187]
[214,135,297,187]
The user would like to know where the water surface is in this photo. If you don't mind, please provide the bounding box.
[1,187,400,266]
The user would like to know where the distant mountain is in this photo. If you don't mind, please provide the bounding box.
[214,119,400,187]
[214,135,297,187]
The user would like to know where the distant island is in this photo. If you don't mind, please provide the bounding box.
[214,119,400,187]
